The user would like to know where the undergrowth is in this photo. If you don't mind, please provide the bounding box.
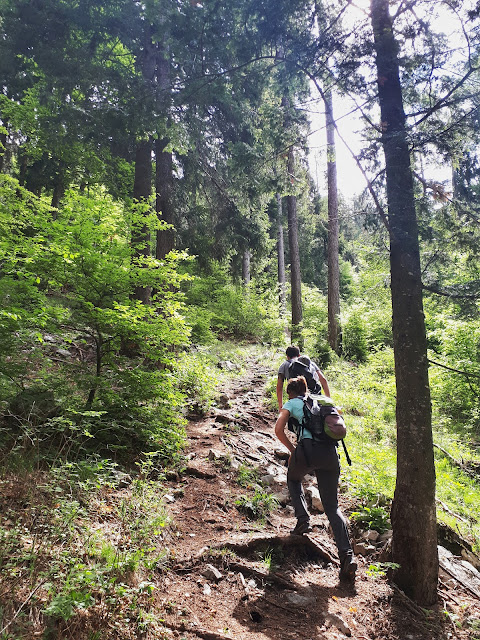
[326,349,480,551]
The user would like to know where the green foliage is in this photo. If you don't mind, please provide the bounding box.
[235,490,278,520]
[311,335,334,368]
[236,463,260,488]
[366,562,400,578]
[0,180,191,464]
[350,505,390,533]
[427,313,480,435]
[174,351,219,416]
[182,263,284,343]
[341,305,368,363]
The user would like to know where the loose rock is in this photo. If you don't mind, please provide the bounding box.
[201,564,223,582]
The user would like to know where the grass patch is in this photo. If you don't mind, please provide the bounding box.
[326,351,480,550]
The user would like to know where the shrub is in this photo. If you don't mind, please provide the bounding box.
[183,263,284,343]
[342,306,368,363]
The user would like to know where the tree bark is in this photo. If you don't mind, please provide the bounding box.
[155,137,174,259]
[132,138,152,304]
[276,193,287,318]
[242,249,251,286]
[371,0,438,606]
[324,89,341,354]
[286,146,303,347]
[0,126,7,173]
[155,47,175,260]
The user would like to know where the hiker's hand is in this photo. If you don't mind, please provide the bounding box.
[287,447,295,466]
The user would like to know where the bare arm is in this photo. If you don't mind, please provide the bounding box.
[276,375,285,409]
[316,370,331,398]
[274,409,296,454]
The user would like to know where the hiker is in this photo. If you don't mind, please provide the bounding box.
[276,346,331,409]
[274,375,357,582]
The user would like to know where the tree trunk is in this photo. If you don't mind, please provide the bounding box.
[287,146,303,348]
[0,125,7,173]
[242,249,251,286]
[324,89,341,354]
[132,138,152,304]
[276,193,287,318]
[155,137,174,259]
[155,47,175,259]
[51,168,66,212]
[371,0,438,606]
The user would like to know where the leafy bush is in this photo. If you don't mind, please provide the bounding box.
[428,316,480,435]
[174,350,219,416]
[350,505,390,533]
[182,262,284,343]
[235,490,279,520]
[341,306,368,363]
[0,182,190,465]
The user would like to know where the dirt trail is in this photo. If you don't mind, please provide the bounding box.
[153,361,471,640]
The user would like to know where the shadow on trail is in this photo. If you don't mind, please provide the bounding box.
[230,569,357,640]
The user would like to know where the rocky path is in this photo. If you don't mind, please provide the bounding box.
[151,361,460,640]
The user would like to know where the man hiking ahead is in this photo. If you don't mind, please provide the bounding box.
[274,375,357,582]
[277,346,331,409]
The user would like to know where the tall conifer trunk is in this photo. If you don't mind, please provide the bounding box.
[371,0,438,605]
[155,137,174,259]
[131,26,156,304]
[155,48,175,260]
[276,193,287,318]
[132,138,152,304]
[324,89,341,354]
[287,146,303,347]
[242,249,251,286]
[0,125,7,173]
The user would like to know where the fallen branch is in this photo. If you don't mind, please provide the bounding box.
[436,498,469,524]
[0,580,47,635]
[433,443,463,467]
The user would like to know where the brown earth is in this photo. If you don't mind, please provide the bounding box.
[1,362,479,639]
[149,364,480,640]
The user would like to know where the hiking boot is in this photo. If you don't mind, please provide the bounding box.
[339,555,357,582]
[290,520,313,536]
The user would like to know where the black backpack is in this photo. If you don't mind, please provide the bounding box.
[288,396,352,465]
[288,360,322,394]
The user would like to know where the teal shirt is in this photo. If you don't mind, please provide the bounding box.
[283,396,313,440]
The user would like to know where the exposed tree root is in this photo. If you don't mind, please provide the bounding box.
[162,620,233,640]
[224,560,296,589]
[216,533,338,565]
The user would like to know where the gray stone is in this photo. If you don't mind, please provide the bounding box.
[353,542,376,556]
[306,486,324,512]
[218,393,232,409]
[201,564,223,582]
[260,474,275,486]
[378,529,393,543]
[274,473,287,487]
[274,489,290,506]
[361,529,380,542]
[324,612,352,636]
[218,360,237,371]
[285,592,315,607]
